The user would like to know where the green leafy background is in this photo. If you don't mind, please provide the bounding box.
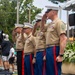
[0,0,42,42]
[63,42,75,63]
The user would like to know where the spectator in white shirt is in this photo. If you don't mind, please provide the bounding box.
[8,44,15,73]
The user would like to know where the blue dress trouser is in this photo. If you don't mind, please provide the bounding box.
[35,51,46,75]
[46,46,62,75]
[24,54,34,75]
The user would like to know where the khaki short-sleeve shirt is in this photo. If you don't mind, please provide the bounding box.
[24,33,36,54]
[46,18,66,46]
[35,30,46,50]
[16,33,24,50]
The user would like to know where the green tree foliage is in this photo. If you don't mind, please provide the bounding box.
[0,0,17,41]
[0,0,42,42]
[19,0,42,23]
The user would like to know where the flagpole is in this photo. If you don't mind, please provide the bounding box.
[67,0,69,40]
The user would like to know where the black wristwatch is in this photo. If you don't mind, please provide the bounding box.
[33,56,36,58]
[59,54,64,57]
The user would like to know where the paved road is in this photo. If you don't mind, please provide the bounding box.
[0,66,75,75]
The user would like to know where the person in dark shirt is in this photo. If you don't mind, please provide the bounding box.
[1,34,11,71]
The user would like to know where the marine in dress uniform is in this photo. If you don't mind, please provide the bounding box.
[12,24,24,75]
[41,6,67,75]
[23,23,36,75]
[32,15,46,75]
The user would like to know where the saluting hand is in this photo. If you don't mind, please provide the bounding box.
[41,13,47,31]
[12,30,17,35]
[42,13,47,21]
[34,22,38,28]
[32,22,38,36]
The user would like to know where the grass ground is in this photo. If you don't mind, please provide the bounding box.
[13,74,17,75]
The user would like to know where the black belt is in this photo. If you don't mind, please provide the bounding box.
[46,44,59,48]
[16,49,23,50]
[24,52,33,55]
[36,48,45,52]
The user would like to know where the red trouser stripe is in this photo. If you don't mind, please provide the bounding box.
[22,51,24,75]
[30,54,34,75]
[53,46,58,75]
[42,50,46,75]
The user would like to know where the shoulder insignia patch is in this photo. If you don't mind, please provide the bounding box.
[61,24,66,30]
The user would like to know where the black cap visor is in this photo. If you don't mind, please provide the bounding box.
[36,19,41,22]
[45,9,52,13]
